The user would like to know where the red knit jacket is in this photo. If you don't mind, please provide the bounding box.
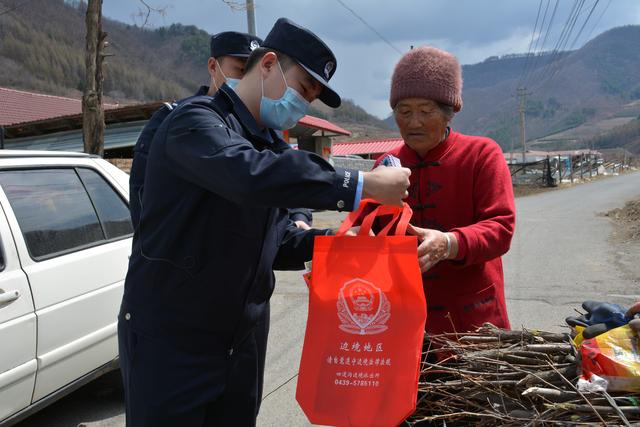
[375,130,516,333]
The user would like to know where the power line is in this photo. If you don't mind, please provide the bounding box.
[525,0,560,86]
[584,0,611,42]
[555,0,585,53]
[530,0,578,86]
[543,0,599,86]
[334,0,403,55]
[538,0,560,54]
[522,0,551,86]
[532,0,585,90]
[517,0,544,88]
[569,0,600,50]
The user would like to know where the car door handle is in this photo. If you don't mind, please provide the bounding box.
[0,289,20,305]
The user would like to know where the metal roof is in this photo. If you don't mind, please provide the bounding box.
[0,87,118,127]
[5,121,146,152]
[5,115,347,154]
[2,87,352,151]
[296,115,351,136]
[332,138,403,156]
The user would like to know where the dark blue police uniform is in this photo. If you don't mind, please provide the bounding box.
[119,82,359,425]
[129,85,209,229]
[130,85,313,229]
[130,30,265,230]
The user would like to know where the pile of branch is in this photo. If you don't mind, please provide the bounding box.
[407,323,640,426]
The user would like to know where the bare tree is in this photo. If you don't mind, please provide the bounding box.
[132,0,168,28]
[82,0,106,156]
[221,0,249,11]
[81,0,248,156]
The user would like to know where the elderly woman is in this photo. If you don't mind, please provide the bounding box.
[377,46,516,334]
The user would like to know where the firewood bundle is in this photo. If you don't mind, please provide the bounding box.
[407,324,640,426]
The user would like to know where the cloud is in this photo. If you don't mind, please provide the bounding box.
[101,0,640,118]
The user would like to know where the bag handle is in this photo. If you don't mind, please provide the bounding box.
[335,199,379,236]
[336,199,413,237]
[359,205,400,236]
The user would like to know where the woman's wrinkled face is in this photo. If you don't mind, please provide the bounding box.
[394,98,450,157]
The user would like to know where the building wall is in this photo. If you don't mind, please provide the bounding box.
[107,158,133,173]
[332,157,376,172]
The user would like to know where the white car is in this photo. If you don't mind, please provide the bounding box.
[0,151,131,425]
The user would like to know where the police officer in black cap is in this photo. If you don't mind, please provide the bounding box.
[119,18,410,427]
[129,31,262,228]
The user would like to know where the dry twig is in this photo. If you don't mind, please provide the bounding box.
[407,325,640,426]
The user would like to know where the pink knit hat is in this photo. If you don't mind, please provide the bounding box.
[390,46,463,112]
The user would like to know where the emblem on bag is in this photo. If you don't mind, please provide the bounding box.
[337,279,390,335]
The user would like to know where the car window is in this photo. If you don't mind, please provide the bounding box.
[0,235,5,271]
[77,168,133,239]
[0,169,104,259]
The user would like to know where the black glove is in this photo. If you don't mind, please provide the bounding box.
[566,301,630,339]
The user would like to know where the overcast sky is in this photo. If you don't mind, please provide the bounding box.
[103,0,640,118]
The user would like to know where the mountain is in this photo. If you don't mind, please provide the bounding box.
[586,116,640,155]
[453,25,640,153]
[0,0,393,137]
[2,1,638,150]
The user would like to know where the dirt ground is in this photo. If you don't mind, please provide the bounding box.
[605,198,640,243]
[512,185,559,198]
[602,196,640,292]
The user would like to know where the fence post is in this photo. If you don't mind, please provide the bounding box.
[557,155,562,183]
[570,155,574,183]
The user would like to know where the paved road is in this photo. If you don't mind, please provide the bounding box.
[13,172,640,427]
[504,172,640,331]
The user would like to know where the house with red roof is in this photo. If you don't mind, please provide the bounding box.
[0,87,351,161]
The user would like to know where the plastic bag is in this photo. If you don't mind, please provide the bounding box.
[296,200,426,426]
[580,324,640,392]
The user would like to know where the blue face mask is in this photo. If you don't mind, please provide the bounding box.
[260,61,310,130]
[215,60,240,92]
[226,78,240,90]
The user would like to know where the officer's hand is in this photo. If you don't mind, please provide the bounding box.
[332,226,374,237]
[362,166,411,206]
[294,220,311,230]
[408,225,448,273]
[346,226,375,237]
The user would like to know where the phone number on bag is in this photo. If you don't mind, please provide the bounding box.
[334,379,381,387]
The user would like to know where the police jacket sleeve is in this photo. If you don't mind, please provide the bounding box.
[272,223,329,271]
[449,140,516,266]
[164,102,359,211]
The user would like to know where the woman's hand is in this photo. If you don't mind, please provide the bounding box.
[408,225,457,272]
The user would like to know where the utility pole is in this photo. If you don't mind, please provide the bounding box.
[82,0,107,156]
[516,87,531,165]
[246,0,256,36]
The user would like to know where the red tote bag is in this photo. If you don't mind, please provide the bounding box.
[296,200,427,427]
